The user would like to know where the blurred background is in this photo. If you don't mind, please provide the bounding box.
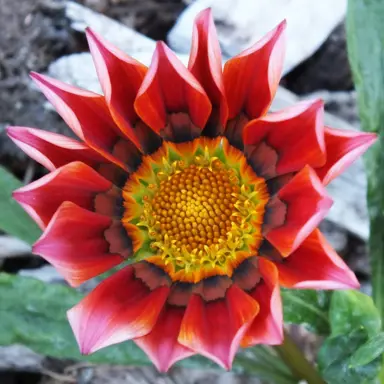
[0,0,371,383]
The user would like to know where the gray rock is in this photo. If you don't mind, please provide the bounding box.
[283,23,353,94]
[302,90,359,129]
[319,221,348,253]
[0,345,44,371]
[19,265,64,284]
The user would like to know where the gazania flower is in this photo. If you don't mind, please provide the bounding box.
[8,9,375,372]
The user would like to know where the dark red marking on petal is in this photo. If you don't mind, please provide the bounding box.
[6,126,103,172]
[86,28,163,154]
[223,21,286,142]
[132,261,172,290]
[244,140,278,179]
[262,195,288,234]
[224,112,250,150]
[178,284,259,369]
[67,265,169,354]
[162,112,201,142]
[97,163,129,188]
[316,127,377,185]
[243,100,326,176]
[94,185,124,219]
[104,221,134,259]
[32,202,123,287]
[13,161,113,229]
[265,166,333,256]
[135,305,194,372]
[30,72,141,171]
[135,42,212,141]
[193,275,233,302]
[277,229,359,289]
[258,240,285,263]
[242,258,283,347]
[133,120,163,154]
[266,173,294,196]
[167,282,193,307]
[189,8,228,137]
[111,138,142,172]
[232,257,261,291]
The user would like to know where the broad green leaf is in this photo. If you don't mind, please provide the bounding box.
[347,0,384,324]
[282,289,330,334]
[0,273,295,383]
[329,290,381,338]
[317,290,383,383]
[0,166,41,244]
[318,328,382,384]
[350,333,384,368]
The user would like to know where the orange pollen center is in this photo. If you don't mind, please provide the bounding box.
[151,163,241,253]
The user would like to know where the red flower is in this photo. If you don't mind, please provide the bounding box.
[8,9,375,371]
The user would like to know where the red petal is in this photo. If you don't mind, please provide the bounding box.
[243,100,326,179]
[188,8,228,135]
[85,29,163,154]
[135,42,212,141]
[316,127,377,185]
[135,305,194,372]
[30,73,141,171]
[67,265,169,354]
[32,202,124,286]
[277,229,359,289]
[7,126,102,172]
[13,162,114,229]
[265,166,333,256]
[178,285,259,369]
[242,258,283,347]
[223,21,286,120]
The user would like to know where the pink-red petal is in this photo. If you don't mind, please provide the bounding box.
[178,284,259,369]
[30,72,141,171]
[243,100,326,179]
[135,42,212,141]
[264,166,333,256]
[277,229,359,289]
[316,127,377,185]
[67,264,169,354]
[86,29,162,154]
[223,21,286,121]
[32,202,124,287]
[135,305,194,372]
[188,8,228,135]
[241,258,283,347]
[13,162,114,229]
[6,126,103,172]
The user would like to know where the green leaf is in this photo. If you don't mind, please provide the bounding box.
[347,0,384,324]
[318,328,382,384]
[0,273,295,382]
[0,166,41,245]
[350,333,384,368]
[329,290,381,338]
[317,290,383,383]
[282,289,330,334]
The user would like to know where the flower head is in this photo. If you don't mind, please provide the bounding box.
[8,9,376,371]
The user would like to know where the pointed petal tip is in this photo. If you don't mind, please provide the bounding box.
[196,7,213,22]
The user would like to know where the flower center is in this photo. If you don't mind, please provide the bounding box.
[124,138,269,283]
[151,162,240,253]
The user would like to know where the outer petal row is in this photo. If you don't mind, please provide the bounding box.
[32,202,126,287]
[13,162,116,229]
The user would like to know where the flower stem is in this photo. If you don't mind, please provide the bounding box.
[274,329,326,384]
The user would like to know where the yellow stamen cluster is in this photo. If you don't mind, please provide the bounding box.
[151,163,240,253]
